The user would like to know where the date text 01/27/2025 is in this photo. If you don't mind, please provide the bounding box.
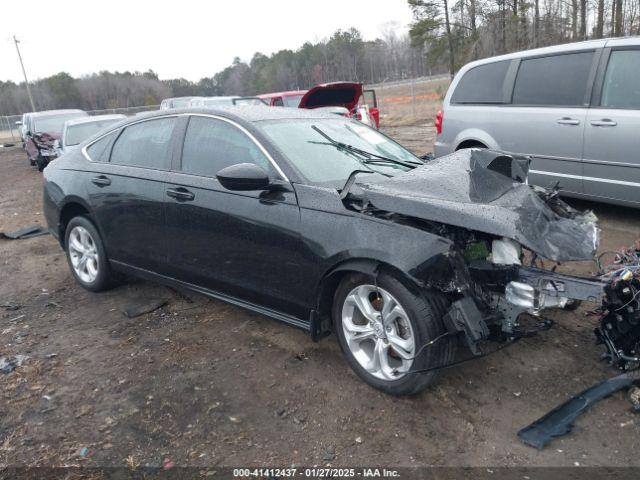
[232,468,400,477]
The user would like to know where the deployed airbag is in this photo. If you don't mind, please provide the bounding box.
[361,149,598,262]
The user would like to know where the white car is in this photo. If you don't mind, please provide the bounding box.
[57,114,126,156]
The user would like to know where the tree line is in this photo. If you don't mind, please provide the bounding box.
[408,0,640,75]
[2,0,638,117]
[0,26,433,116]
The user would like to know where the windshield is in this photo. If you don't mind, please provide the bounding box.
[65,119,121,146]
[33,113,86,134]
[258,118,422,187]
[283,94,304,108]
[171,98,192,108]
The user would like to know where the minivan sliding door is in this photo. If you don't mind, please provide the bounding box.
[583,46,640,206]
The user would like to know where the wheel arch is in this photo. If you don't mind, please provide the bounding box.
[453,128,498,151]
[310,257,429,341]
[58,198,95,248]
[456,139,488,150]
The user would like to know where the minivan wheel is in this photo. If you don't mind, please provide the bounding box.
[64,216,116,292]
[333,273,455,396]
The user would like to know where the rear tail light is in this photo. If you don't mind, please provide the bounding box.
[435,110,444,135]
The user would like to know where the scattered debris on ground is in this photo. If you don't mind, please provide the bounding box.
[0,224,49,240]
[0,354,29,374]
[123,298,169,318]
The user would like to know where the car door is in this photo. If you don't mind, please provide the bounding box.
[84,116,178,272]
[492,50,599,195]
[164,114,308,319]
[583,46,640,205]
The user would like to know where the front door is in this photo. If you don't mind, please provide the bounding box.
[164,115,308,318]
[583,47,640,205]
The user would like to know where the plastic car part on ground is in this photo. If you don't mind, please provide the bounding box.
[0,224,49,240]
[360,149,598,262]
[518,370,640,449]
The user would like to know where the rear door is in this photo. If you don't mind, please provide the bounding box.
[84,116,178,272]
[583,45,640,205]
[164,114,308,318]
[496,50,599,195]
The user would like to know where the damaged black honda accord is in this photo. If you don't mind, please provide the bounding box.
[43,107,639,396]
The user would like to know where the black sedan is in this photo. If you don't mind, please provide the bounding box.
[43,106,612,396]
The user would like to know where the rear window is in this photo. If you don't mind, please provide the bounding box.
[110,118,176,169]
[451,60,510,104]
[512,51,594,106]
[86,131,118,162]
[601,50,640,109]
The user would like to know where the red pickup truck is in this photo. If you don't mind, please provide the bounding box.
[258,82,380,128]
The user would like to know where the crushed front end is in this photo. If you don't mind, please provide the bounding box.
[30,132,60,169]
[357,149,640,371]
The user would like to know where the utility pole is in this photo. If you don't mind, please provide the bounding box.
[13,35,36,112]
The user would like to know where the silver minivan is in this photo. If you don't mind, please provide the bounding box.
[434,37,640,207]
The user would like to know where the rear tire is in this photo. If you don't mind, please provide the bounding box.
[333,272,455,396]
[64,216,117,292]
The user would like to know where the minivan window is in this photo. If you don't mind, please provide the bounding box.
[512,51,594,106]
[601,50,640,109]
[110,117,176,169]
[451,60,510,104]
[86,131,118,162]
[181,116,274,177]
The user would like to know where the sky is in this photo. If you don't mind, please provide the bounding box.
[1,0,413,83]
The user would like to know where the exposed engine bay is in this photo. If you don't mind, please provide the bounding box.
[341,148,640,447]
[345,149,640,375]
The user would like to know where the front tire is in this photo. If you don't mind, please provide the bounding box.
[64,216,117,292]
[36,155,47,172]
[333,272,455,396]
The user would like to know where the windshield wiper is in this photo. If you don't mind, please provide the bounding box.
[311,125,421,169]
[340,169,376,200]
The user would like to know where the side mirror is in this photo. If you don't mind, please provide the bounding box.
[216,163,270,191]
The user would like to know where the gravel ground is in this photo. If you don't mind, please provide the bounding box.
[1,129,640,469]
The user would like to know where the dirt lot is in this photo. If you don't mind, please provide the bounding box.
[1,131,640,470]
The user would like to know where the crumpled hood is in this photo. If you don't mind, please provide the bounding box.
[33,132,59,149]
[360,149,598,262]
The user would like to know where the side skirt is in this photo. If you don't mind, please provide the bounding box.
[110,260,311,332]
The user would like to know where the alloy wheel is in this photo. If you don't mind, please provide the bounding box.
[341,284,415,380]
[68,226,99,284]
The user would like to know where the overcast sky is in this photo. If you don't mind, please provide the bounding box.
[1,0,413,83]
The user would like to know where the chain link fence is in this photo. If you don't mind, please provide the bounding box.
[0,105,159,143]
[1,74,452,144]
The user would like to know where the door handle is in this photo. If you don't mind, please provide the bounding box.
[590,119,617,127]
[166,187,195,201]
[91,175,111,186]
[556,117,581,126]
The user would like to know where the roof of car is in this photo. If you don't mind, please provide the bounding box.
[64,114,126,127]
[133,106,339,123]
[31,109,86,119]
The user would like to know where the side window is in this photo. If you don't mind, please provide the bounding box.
[601,50,640,109]
[451,60,510,104]
[86,131,118,162]
[181,116,275,178]
[512,51,594,106]
[110,117,176,168]
[273,97,284,107]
